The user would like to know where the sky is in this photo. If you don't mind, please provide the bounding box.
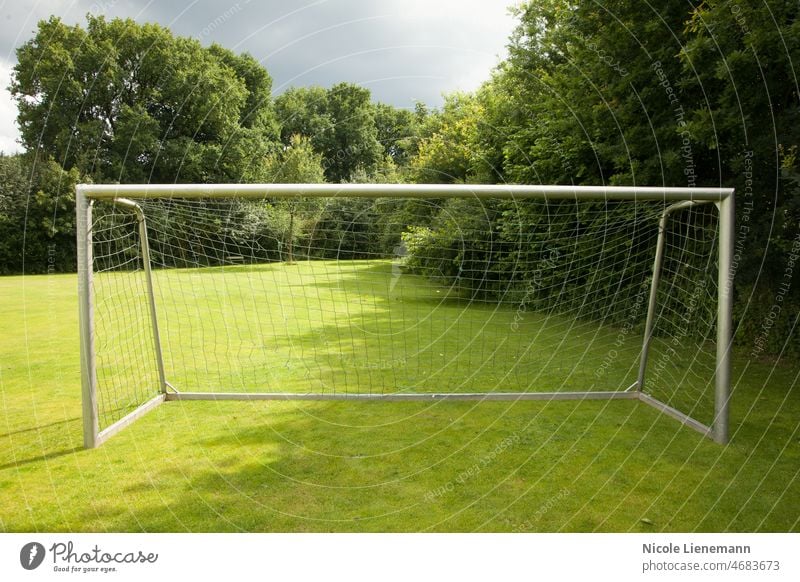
[0,0,519,154]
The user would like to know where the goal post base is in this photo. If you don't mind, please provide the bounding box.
[164,390,716,442]
[636,391,714,441]
[92,394,166,448]
[83,390,719,447]
[165,390,640,402]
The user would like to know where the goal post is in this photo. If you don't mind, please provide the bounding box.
[76,183,734,448]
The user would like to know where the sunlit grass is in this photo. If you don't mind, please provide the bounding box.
[0,269,798,532]
[94,259,679,398]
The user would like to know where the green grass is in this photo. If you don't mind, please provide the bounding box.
[0,266,798,532]
[92,260,659,429]
[93,260,707,418]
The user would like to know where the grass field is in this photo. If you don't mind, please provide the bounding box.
[92,260,716,427]
[1,266,799,532]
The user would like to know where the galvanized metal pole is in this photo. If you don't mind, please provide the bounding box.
[113,198,168,393]
[714,193,735,444]
[76,187,98,448]
[637,201,706,392]
[77,183,735,202]
[637,219,667,392]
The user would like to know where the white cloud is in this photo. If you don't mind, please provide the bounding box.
[380,0,519,95]
[0,59,21,155]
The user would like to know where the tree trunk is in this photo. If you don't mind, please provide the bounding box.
[287,210,294,263]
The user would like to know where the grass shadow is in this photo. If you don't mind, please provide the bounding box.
[0,447,79,471]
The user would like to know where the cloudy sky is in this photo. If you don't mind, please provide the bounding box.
[0,0,519,154]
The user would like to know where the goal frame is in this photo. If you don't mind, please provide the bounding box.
[76,184,735,448]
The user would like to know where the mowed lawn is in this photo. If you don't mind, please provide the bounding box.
[0,267,798,532]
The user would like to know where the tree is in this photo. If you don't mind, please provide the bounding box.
[0,154,80,274]
[403,0,798,355]
[274,86,333,152]
[488,0,703,187]
[410,92,486,183]
[207,44,280,136]
[679,0,800,354]
[263,135,326,262]
[11,15,280,183]
[372,103,419,168]
[274,83,383,182]
[322,83,383,182]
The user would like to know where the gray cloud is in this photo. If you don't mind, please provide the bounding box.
[0,0,516,108]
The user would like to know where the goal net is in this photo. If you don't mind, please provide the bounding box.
[76,184,734,447]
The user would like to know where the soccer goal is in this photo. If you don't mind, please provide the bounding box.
[76,184,734,448]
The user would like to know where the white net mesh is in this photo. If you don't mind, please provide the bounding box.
[89,195,719,432]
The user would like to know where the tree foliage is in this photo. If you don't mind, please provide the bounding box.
[11,15,279,183]
[0,154,80,273]
[402,0,799,355]
[411,93,487,183]
[275,83,385,182]
[263,135,326,262]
